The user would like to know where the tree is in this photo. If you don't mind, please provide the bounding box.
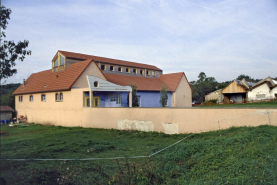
[236,74,254,81]
[190,72,217,103]
[0,5,31,81]
[159,84,168,107]
[127,84,139,107]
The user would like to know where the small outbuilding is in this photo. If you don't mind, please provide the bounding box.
[0,106,15,122]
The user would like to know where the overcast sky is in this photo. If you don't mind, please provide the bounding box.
[2,0,277,84]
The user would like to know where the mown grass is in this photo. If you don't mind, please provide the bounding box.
[1,124,276,184]
[198,100,277,108]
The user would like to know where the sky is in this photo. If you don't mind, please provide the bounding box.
[2,0,277,84]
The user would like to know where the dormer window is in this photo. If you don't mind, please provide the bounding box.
[133,69,137,74]
[52,53,66,72]
[110,66,114,71]
[101,64,106,70]
[140,70,144,75]
[118,67,122,72]
[126,68,130,73]
[60,55,65,65]
[54,58,58,67]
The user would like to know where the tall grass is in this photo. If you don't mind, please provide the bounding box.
[1,124,276,184]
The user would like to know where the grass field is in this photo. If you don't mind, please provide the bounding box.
[1,124,277,184]
[198,100,277,108]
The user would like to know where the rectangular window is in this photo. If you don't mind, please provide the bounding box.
[126,68,130,73]
[60,93,63,101]
[110,66,114,71]
[41,94,46,102]
[108,94,122,104]
[19,95,23,102]
[147,70,150,75]
[84,91,90,107]
[54,58,58,67]
[118,67,122,72]
[256,94,266,99]
[140,70,143,75]
[152,71,155,76]
[60,55,65,65]
[101,64,106,70]
[133,69,137,74]
[29,95,33,102]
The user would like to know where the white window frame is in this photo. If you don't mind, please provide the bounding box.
[108,94,122,104]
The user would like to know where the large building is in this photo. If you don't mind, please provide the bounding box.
[13,51,192,121]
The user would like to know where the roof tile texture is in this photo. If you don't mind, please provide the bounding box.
[104,72,184,91]
[13,59,91,95]
[0,106,14,112]
[58,50,162,71]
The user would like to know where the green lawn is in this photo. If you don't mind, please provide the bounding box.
[198,100,277,108]
[1,124,277,184]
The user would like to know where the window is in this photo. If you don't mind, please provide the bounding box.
[54,58,58,67]
[256,94,266,99]
[60,55,65,65]
[110,66,114,71]
[118,67,122,72]
[101,64,106,70]
[52,54,66,69]
[140,69,144,75]
[94,81,98,87]
[108,94,122,104]
[133,69,137,74]
[147,70,150,75]
[126,68,130,73]
[55,93,59,101]
[152,71,155,76]
[55,92,63,101]
[84,91,90,107]
[19,95,23,102]
[41,94,46,102]
[29,95,33,102]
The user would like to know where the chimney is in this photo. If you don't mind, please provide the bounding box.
[23,79,25,87]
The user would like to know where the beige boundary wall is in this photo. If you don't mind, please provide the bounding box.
[16,100,277,134]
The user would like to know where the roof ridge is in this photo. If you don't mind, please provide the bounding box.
[58,50,161,70]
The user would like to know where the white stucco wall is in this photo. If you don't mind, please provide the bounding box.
[271,87,277,99]
[248,83,272,100]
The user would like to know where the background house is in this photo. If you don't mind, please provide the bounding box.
[218,77,277,103]
[205,89,224,103]
[248,77,277,101]
[0,106,14,122]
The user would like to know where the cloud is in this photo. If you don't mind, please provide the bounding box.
[2,0,277,84]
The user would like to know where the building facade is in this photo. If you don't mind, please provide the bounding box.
[13,50,192,123]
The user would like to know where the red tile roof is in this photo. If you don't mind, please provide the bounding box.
[13,59,92,95]
[58,50,162,71]
[0,106,14,112]
[159,72,184,91]
[104,73,186,91]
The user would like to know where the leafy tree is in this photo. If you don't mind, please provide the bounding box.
[236,74,254,81]
[0,83,20,109]
[0,6,31,81]
[159,84,168,107]
[190,72,217,103]
[127,84,139,107]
